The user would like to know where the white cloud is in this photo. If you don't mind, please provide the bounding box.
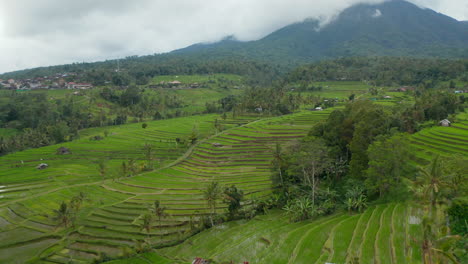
[372,9,383,17]
[0,0,466,73]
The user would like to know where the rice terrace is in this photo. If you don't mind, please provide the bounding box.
[0,0,468,263]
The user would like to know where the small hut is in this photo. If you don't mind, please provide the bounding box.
[56,147,71,155]
[192,258,210,264]
[212,143,223,147]
[36,163,48,170]
[439,119,451,127]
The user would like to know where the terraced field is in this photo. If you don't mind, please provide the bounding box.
[0,109,331,263]
[409,120,468,164]
[112,203,422,264]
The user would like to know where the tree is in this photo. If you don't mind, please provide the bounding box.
[223,185,243,218]
[365,133,414,198]
[143,143,155,170]
[410,156,462,264]
[203,181,222,227]
[97,159,107,181]
[289,138,332,205]
[271,142,285,187]
[53,201,73,228]
[413,156,451,212]
[150,200,167,238]
[140,213,153,237]
[349,104,389,179]
[70,192,86,212]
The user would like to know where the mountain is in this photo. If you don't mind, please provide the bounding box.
[174,0,468,63]
[2,0,467,78]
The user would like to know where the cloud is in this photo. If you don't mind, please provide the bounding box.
[0,0,466,73]
[372,9,383,18]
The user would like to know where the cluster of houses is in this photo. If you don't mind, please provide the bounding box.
[0,73,93,90]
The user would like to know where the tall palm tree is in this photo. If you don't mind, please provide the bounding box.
[203,181,222,227]
[411,156,460,264]
[140,213,153,238]
[271,142,284,187]
[150,200,167,238]
[53,201,72,228]
[415,156,450,213]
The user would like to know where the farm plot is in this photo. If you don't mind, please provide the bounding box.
[142,203,423,264]
[409,122,468,164]
[0,109,330,263]
[60,110,331,262]
[0,114,230,263]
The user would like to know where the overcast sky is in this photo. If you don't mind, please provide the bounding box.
[0,0,467,74]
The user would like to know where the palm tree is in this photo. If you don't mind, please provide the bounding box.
[150,200,166,238]
[53,201,72,228]
[97,159,107,181]
[140,213,153,238]
[203,181,222,227]
[70,192,86,211]
[143,143,154,170]
[421,216,461,264]
[414,156,450,213]
[271,142,284,187]
[411,156,460,264]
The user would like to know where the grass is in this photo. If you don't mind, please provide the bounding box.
[0,83,461,263]
[0,128,19,139]
[0,108,329,263]
[110,204,421,264]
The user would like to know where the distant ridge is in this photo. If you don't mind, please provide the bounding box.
[2,0,467,77]
[174,0,468,63]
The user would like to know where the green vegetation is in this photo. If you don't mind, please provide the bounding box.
[106,204,419,264]
[0,55,466,263]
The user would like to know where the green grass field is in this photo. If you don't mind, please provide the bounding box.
[0,82,464,263]
[110,203,422,264]
[0,107,333,263]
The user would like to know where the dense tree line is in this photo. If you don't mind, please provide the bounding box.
[0,87,193,155]
[0,55,283,86]
[266,92,467,261]
[274,90,465,207]
[285,57,468,87]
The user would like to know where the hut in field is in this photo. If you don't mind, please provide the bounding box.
[439,119,451,127]
[212,143,223,147]
[36,163,48,170]
[56,147,71,155]
[192,258,210,264]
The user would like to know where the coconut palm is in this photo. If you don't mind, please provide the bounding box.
[421,216,461,264]
[414,156,450,212]
[70,192,86,211]
[140,213,153,237]
[410,156,461,264]
[53,201,72,227]
[271,142,284,186]
[203,181,222,227]
[150,200,167,238]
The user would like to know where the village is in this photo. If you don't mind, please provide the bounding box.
[0,72,93,90]
[0,74,205,91]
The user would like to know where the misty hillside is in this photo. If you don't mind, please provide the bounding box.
[2,0,468,78]
[174,0,468,62]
